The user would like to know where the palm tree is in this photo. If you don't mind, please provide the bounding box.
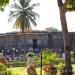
[57,0,75,75]
[8,0,39,32]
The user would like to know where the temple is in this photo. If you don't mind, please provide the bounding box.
[0,31,75,60]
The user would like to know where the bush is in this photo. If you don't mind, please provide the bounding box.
[7,60,26,67]
[0,63,7,71]
[34,49,58,66]
[58,63,66,75]
[0,63,7,75]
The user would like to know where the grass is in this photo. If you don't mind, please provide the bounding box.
[7,67,44,75]
[7,64,75,75]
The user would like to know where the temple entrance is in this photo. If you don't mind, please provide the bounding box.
[33,39,37,49]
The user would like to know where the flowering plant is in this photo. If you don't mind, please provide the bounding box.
[43,63,53,74]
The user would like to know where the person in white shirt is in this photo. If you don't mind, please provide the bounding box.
[26,53,37,75]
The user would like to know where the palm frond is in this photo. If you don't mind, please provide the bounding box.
[30,3,40,7]
[25,0,31,5]
[13,18,22,29]
[10,2,22,10]
[24,18,32,32]
[25,6,33,12]
[28,11,40,19]
[8,11,20,22]
[9,11,19,16]
[28,14,37,26]
[25,3,39,10]
[25,0,31,7]
[19,0,31,8]
[27,13,36,20]
[19,0,25,8]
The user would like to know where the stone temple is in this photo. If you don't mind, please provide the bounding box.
[0,31,75,60]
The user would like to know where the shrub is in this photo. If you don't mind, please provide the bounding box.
[0,63,7,75]
[34,49,58,66]
[58,63,66,75]
[58,63,65,70]
[8,60,26,67]
[0,63,7,71]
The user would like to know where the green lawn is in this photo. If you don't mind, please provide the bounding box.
[7,64,75,75]
[8,67,43,75]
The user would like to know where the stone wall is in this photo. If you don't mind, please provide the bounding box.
[0,32,75,53]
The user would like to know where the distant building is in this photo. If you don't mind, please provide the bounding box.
[0,31,75,58]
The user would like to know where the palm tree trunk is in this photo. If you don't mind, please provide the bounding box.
[57,0,72,75]
[22,25,24,33]
[21,20,24,33]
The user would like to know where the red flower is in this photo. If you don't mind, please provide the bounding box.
[43,65,49,72]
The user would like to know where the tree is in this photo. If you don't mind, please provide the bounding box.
[8,0,39,32]
[57,0,75,75]
[45,27,59,32]
[0,0,9,11]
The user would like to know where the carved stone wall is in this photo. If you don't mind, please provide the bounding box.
[0,32,75,53]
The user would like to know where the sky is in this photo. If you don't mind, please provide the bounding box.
[0,0,75,33]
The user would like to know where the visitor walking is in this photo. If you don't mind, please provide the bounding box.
[26,52,37,75]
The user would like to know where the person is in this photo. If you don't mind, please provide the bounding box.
[26,53,37,75]
[0,53,7,65]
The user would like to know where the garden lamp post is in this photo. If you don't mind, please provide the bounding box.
[40,51,42,75]
[35,49,42,75]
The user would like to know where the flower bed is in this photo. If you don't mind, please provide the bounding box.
[43,63,57,75]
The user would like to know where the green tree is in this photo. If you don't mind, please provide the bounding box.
[57,0,75,75]
[8,0,39,32]
[45,27,59,32]
[0,0,9,11]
